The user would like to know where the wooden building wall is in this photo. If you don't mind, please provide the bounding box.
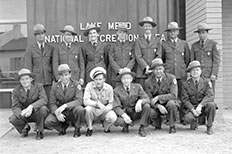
[186,0,224,120]
[26,0,184,43]
[222,0,232,108]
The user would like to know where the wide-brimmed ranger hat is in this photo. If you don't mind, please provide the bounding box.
[90,67,106,80]
[138,16,156,27]
[58,64,71,74]
[164,22,182,32]
[187,60,204,72]
[60,25,77,35]
[34,24,46,35]
[194,23,212,33]
[150,58,165,69]
[16,68,35,80]
[83,24,101,36]
[118,68,136,79]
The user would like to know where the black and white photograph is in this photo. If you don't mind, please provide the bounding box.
[0,0,232,153]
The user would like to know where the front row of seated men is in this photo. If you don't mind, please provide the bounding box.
[9,58,217,140]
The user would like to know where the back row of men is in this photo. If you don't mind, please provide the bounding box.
[10,16,219,140]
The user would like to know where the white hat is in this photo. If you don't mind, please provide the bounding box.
[90,67,106,80]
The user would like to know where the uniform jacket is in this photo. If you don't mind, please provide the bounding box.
[161,38,190,79]
[24,43,56,85]
[144,73,178,104]
[182,77,214,111]
[114,83,150,116]
[135,35,161,78]
[108,40,135,81]
[54,42,85,82]
[191,39,220,78]
[11,82,48,118]
[81,41,109,83]
[49,79,83,114]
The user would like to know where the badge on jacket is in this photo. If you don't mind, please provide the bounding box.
[129,52,132,56]
[216,44,220,50]
[173,79,177,85]
[154,48,157,53]
[75,55,78,59]
[207,52,211,56]
[208,81,212,88]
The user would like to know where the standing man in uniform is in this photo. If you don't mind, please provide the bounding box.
[145,58,179,134]
[191,23,220,91]
[54,25,85,86]
[45,64,84,137]
[24,24,57,101]
[9,68,49,140]
[81,25,110,84]
[182,61,216,135]
[114,68,151,137]
[109,22,135,88]
[161,22,191,124]
[84,67,117,136]
[135,16,161,88]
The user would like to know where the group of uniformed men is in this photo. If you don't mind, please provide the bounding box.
[9,16,220,140]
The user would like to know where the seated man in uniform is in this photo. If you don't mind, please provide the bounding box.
[84,67,117,137]
[114,68,151,137]
[45,64,84,138]
[145,58,179,134]
[182,61,216,135]
[9,68,49,140]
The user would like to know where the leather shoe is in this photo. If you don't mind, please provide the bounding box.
[73,128,81,138]
[21,124,31,138]
[86,128,93,137]
[190,120,198,130]
[35,131,43,140]
[206,126,213,135]
[104,129,111,133]
[58,124,69,135]
[122,124,129,133]
[138,125,146,137]
[155,126,161,130]
[169,126,176,134]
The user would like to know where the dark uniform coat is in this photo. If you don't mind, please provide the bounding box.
[161,38,190,79]
[144,73,178,105]
[108,40,135,83]
[81,41,109,83]
[49,79,83,114]
[11,82,48,119]
[113,83,150,116]
[191,39,220,78]
[54,42,85,82]
[24,43,56,85]
[182,78,214,111]
[135,35,161,78]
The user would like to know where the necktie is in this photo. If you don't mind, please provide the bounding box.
[93,42,97,50]
[126,87,130,94]
[157,78,161,86]
[40,44,44,54]
[146,36,150,44]
[121,41,124,46]
[26,89,30,98]
[67,44,71,50]
[64,85,67,95]
[200,40,204,48]
[195,80,198,91]
[173,40,176,46]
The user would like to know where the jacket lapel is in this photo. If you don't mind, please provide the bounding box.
[57,82,65,97]
[203,39,210,50]
[197,78,204,92]
[64,81,75,97]
[140,35,149,46]
[148,35,156,47]
[167,40,176,49]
